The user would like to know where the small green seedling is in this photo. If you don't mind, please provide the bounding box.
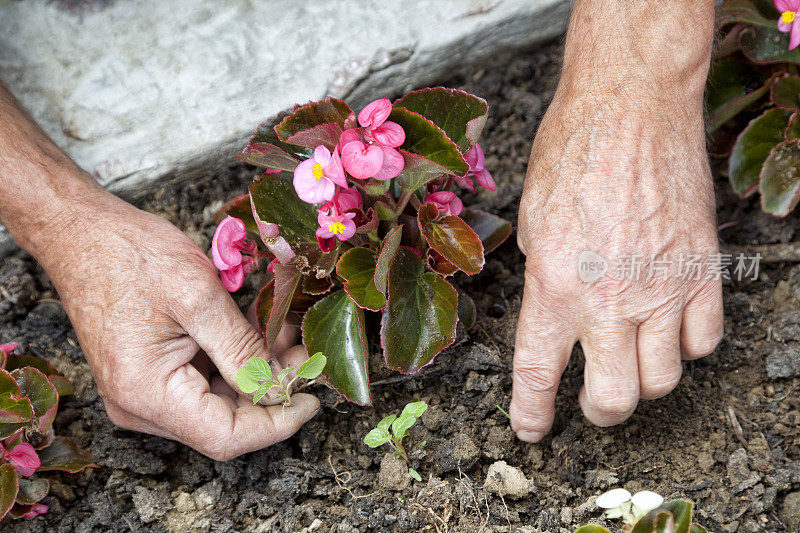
[363,401,427,481]
[235,352,327,407]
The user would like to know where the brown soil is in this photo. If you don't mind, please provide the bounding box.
[1,41,799,533]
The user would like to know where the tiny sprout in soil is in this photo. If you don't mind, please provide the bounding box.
[363,401,427,481]
[235,352,327,406]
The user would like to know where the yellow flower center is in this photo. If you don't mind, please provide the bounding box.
[312,163,324,180]
[328,221,346,234]
[782,10,796,24]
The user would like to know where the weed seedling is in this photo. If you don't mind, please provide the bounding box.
[364,400,427,481]
[235,352,326,407]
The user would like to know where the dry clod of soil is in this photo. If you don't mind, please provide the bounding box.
[131,485,172,524]
[781,492,800,529]
[378,452,410,491]
[484,460,534,498]
[727,448,761,495]
[434,433,479,473]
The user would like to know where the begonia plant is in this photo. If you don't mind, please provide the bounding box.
[0,343,93,521]
[708,0,800,216]
[213,88,511,405]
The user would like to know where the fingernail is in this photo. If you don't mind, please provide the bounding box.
[516,430,545,442]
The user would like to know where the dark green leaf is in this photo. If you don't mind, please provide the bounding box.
[729,108,791,196]
[395,150,460,191]
[394,87,489,152]
[336,248,386,311]
[460,208,512,254]
[786,112,800,140]
[706,59,776,132]
[381,248,458,374]
[249,171,318,247]
[237,143,301,172]
[3,355,58,377]
[275,98,353,144]
[389,107,468,177]
[759,139,800,215]
[10,368,58,434]
[37,436,94,473]
[740,24,800,65]
[297,352,327,380]
[715,0,774,29]
[0,369,21,397]
[418,203,484,275]
[0,464,18,521]
[15,478,49,505]
[48,376,73,398]
[374,226,403,296]
[259,262,302,348]
[302,274,334,295]
[771,74,800,109]
[302,291,371,405]
[457,291,476,330]
[363,428,391,448]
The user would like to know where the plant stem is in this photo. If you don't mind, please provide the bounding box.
[391,439,410,464]
[394,190,414,218]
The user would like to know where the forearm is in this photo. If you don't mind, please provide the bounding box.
[0,81,105,255]
[559,0,715,104]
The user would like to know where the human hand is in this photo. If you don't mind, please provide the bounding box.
[36,188,319,460]
[511,46,722,441]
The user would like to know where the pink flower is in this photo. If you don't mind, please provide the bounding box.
[0,343,18,356]
[340,128,405,181]
[316,207,357,243]
[293,146,347,204]
[777,1,800,50]
[328,187,363,213]
[212,216,257,292]
[456,144,496,192]
[358,98,393,130]
[19,503,48,518]
[425,191,463,216]
[3,442,40,477]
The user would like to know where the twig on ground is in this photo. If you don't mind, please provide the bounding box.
[721,242,800,264]
[726,406,747,446]
[327,455,377,500]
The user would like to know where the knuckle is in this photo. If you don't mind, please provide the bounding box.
[513,358,562,395]
[589,387,638,417]
[223,327,267,369]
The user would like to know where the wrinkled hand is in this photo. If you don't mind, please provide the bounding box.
[511,85,723,442]
[39,191,319,460]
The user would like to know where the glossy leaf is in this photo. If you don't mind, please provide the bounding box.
[48,376,73,398]
[239,107,313,161]
[426,248,458,277]
[632,500,694,533]
[395,150,461,191]
[457,291,477,330]
[786,112,800,140]
[363,428,391,448]
[249,171,318,247]
[418,203,484,275]
[0,393,34,439]
[3,354,73,399]
[377,414,397,431]
[394,87,489,152]
[297,352,327,380]
[771,74,800,109]
[381,248,458,374]
[15,478,49,505]
[573,527,612,533]
[0,464,18,521]
[715,0,774,29]
[302,274,334,296]
[10,368,58,434]
[302,291,371,405]
[729,108,791,196]
[759,139,800,215]
[336,248,386,311]
[260,262,302,348]
[705,59,776,132]
[0,369,21,397]
[460,208,512,254]
[740,24,800,65]
[37,436,94,473]
[275,98,353,144]
[389,107,469,176]
[238,142,301,172]
[374,226,403,297]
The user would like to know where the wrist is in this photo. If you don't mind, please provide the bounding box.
[559,0,714,106]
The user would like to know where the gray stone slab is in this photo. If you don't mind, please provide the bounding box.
[0,0,569,251]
